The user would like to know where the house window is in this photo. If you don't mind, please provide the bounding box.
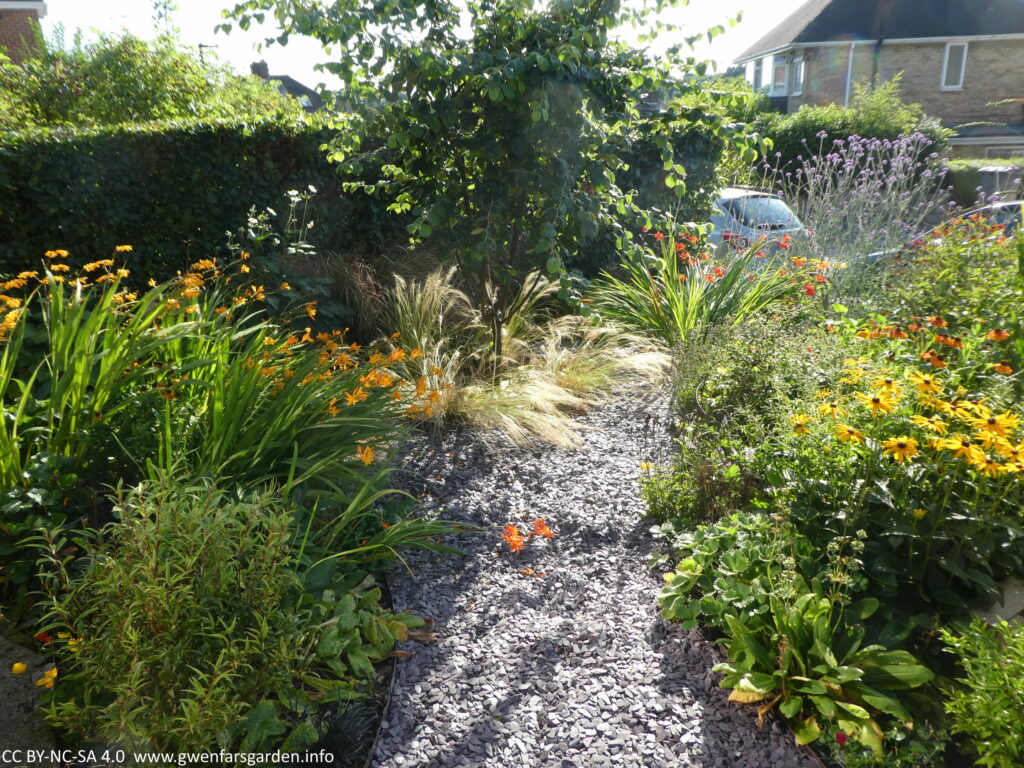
[771,54,789,96]
[942,42,967,90]
[790,51,804,97]
[750,58,763,90]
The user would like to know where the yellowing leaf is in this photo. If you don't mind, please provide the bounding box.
[728,689,768,704]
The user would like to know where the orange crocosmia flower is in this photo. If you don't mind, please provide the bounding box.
[653,231,665,241]
[344,387,368,405]
[503,524,526,553]
[928,316,948,328]
[532,519,555,539]
[306,303,317,320]
[792,257,806,267]
[115,244,133,252]
[410,348,423,359]
[987,328,1011,342]
[356,445,375,465]
[907,323,923,333]
[389,348,407,362]
[994,361,1014,375]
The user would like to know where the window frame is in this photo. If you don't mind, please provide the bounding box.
[941,42,968,91]
[771,54,789,97]
[790,50,805,97]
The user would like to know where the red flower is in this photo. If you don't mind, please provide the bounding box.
[532,519,555,539]
[755,251,766,259]
[804,282,816,297]
[34,632,52,645]
[835,732,848,746]
[713,266,725,278]
[654,231,665,241]
[675,242,685,252]
[816,274,827,283]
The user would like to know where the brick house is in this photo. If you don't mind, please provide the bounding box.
[735,0,1024,158]
[0,0,46,64]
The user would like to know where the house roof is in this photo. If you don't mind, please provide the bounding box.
[737,0,1024,63]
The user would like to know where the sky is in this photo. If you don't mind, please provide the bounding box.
[40,0,805,89]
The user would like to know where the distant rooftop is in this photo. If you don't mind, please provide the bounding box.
[737,0,1024,63]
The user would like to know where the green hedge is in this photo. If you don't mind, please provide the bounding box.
[752,81,953,173]
[944,157,1024,207]
[0,117,403,280]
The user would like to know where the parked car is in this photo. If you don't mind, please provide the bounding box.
[866,200,1022,262]
[707,187,807,256]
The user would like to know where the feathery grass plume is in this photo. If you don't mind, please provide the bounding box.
[383,268,668,447]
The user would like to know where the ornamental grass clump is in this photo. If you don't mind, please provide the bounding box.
[382,268,668,447]
[591,226,819,346]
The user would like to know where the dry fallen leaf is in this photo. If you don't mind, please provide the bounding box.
[408,628,438,644]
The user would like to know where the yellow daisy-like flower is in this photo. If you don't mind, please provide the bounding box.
[971,411,1021,438]
[11,662,26,675]
[938,434,976,459]
[996,441,1023,462]
[855,390,897,417]
[910,414,948,435]
[972,453,1009,477]
[938,399,973,421]
[791,414,812,436]
[908,370,942,395]
[639,461,653,471]
[817,401,847,419]
[882,436,920,463]
[975,430,1007,451]
[872,376,903,396]
[835,424,865,444]
[912,508,927,520]
[815,388,835,400]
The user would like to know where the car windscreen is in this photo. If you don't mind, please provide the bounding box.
[722,196,802,230]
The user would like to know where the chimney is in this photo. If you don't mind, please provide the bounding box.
[250,60,270,79]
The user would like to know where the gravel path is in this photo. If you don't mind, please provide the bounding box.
[373,386,817,768]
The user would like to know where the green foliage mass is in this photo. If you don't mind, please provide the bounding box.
[35,478,428,752]
[753,79,953,173]
[0,118,347,281]
[941,618,1024,768]
[220,0,767,356]
[0,30,304,129]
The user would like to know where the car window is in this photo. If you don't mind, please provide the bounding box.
[991,205,1021,235]
[722,196,802,230]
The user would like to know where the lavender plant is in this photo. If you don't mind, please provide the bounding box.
[757,132,951,290]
